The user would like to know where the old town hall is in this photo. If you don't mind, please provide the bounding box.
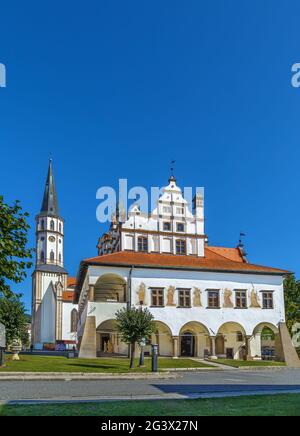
[31,161,299,366]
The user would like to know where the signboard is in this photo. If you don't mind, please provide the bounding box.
[0,322,6,349]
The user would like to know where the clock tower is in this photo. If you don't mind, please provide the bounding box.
[31,159,68,349]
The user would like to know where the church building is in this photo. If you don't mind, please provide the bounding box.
[31,160,78,350]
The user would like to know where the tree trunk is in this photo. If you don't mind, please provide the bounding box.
[130,342,135,369]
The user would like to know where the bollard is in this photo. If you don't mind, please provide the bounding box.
[151,344,158,372]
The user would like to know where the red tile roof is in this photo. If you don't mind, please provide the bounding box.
[67,277,76,288]
[82,248,288,275]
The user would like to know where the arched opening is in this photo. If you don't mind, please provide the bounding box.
[179,322,210,358]
[217,322,247,360]
[41,220,44,230]
[94,274,126,303]
[50,250,55,262]
[151,321,173,357]
[96,319,127,357]
[252,323,279,361]
[70,309,78,333]
[40,250,45,262]
[50,220,55,231]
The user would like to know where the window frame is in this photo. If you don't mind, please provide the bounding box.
[235,290,248,309]
[151,288,165,307]
[207,289,220,309]
[176,222,185,232]
[137,236,148,252]
[178,289,191,308]
[262,291,274,310]
[176,239,186,255]
[163,222,171,231]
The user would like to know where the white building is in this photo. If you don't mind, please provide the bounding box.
[31,160,78,350]
[75,176,299,364]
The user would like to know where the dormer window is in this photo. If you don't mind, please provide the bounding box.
[163,222,171,231]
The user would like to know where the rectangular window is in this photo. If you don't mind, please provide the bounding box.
[176,239,186,255]
[151,289,164,307]
[208,290,220,308]
[163,206,172,214]
[178,289,191,307]
[236,332,244,342]
[176,223,185,232]
[176,207,184,215]
[262,292,274,309]
[137,236,148,252]
[235,290,247,308]
[163,222,171,231]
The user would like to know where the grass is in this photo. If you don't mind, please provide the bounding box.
[1,394,300,416]
[0,355,212,373]
[211,359,286,368]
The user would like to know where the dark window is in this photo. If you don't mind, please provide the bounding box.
[262,292,274,309]
[137,236,148,252]
[178,289,191,307]
[163,222,171,231]
[59,253,62,263]
[177,223,185,232]
[208,290,220,308]
[151,289,164,307]
[237,332,244,342]
[235,290,247,308]
[70,309,78,333]
[50,220,55,231]
[41,220,44,230]
[176,239,186,255]
[40,250,45,262]
[50,250,55,262]
[59,223,62,233]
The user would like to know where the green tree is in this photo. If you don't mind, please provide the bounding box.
[0,196,33,298]
[284,274,300,333]
[115,307,156,369]
[0,294,29,347]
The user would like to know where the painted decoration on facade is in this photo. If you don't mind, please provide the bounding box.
[223,289,234,308]
[166,286,176,306]
[137,282,146,305]
[250,288,261,308]
[193,288,202,307]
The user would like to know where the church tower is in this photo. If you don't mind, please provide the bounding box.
[31,160,68,349]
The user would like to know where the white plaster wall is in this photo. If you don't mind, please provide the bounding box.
[82,265,285,340]
[62,302,78,342]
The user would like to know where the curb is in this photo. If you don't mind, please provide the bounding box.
[0,371,179,381]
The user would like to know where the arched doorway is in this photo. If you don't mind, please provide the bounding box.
[179,322,210,358]
[181,332,195,357]
[151,321,173,357]
[217,322,246,360]
[96,319,127,357]
[94,274,126,303]
[252,323,279,361]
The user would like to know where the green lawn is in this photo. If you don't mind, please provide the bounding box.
[211,359,286,368]
[1,394,300,416]
[0,355,212,373]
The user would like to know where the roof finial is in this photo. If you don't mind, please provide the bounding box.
[169,160,176,183]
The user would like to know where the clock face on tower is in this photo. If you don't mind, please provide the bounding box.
[49,236,55,242]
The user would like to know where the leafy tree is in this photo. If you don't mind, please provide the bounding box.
[284,274,300,334]
[115,307,156,369]
[0,294,29,347]
[0,196,33,298]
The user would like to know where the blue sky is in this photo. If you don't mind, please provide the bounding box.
[0,1,300,312]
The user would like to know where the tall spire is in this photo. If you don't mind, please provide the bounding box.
[40,159,60,216]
